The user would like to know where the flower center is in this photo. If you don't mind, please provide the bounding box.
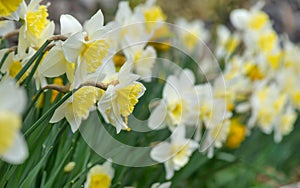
[26,5,49,38]
[89,173,111,188]
[72,86,100,119]
[248,11,269,30]
[168,100,183,125]
[116,83,144,118]
[258,30,277,53]
[81,40,109,73]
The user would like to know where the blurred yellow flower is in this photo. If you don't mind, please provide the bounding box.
[226,119,246,149]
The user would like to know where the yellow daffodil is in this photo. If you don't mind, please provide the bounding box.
[98,60,146,133]
[60,10,110,87]
[148,69,199,131]
[50,86,102,132]
[18,0,55,55]
[150,125,198,179]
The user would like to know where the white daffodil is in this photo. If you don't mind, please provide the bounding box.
[278,70,300,110]
[248,82,289,136]
[60,10,111,87]
[0,0,24,21]
[194,83,231,157]
[0,79,28,164]
[18,0,55,55]
[151,182,171,188]
[195,84,231,128]
[37,43,75,88]
[134,0,167,33]
[274,106,297,143]
[150,125,198,179]
[123,43,156,82]
[113,1,149,47]
[215,25,240,58]
[84,160,115,188]
[148,69,199,131]
[0,47,35,83]
[175,18,210,53]
[200,116,230,158]
[230,2,270,32]
[282,39,300,74]
[50,86,102,133]
[97,60,146,133]
[213,73,251,112]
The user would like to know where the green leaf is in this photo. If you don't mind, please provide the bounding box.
[18,147,52,188]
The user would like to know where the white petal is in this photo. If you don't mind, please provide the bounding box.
[171,124,186,143]
[0,79,26,114]
[84,10,104,37]
[163,76,180,101]
[115,2,132,24]
[148,102,167,130]
[102,160,115,179]
[60,14,83,36]
[180,69,195,86]
[50,102,67,123]
[150,142,172,163]
[27,0,42,11]
[230,9,249,30]
[40,47,67,77]
[65,107,81,133]
[1,132,28,164]
[62,32,84,63]
[17,26,30,57]
[165,160,174,180]
[40,21,55,41]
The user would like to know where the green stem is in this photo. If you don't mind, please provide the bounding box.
[0,50,10,70]
[22,89,43,121]
[21,51,45,86]
[24,90,74,137]
[15,40,51,81]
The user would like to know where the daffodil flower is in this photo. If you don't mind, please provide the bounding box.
[84,160,115,188]
[37,43,75,88]
[175,18,210,53]
[215,25,240,58]
[0,79,28,164]
[0,47,35,83]
[97,60,146,133]
[61,10,111,87]
[230,2,270,32]
[248,81,297,142]
[113,1,149,47]
[50,86,102,133]
[148,69,198,131]
[134,0,167,33]
[201,118,230,158]
[123,44,156,82]
[18,0,55,55]
[150,125,198,179]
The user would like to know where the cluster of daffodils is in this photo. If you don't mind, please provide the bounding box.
[149,1,300,180]
[0,0,300,186]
